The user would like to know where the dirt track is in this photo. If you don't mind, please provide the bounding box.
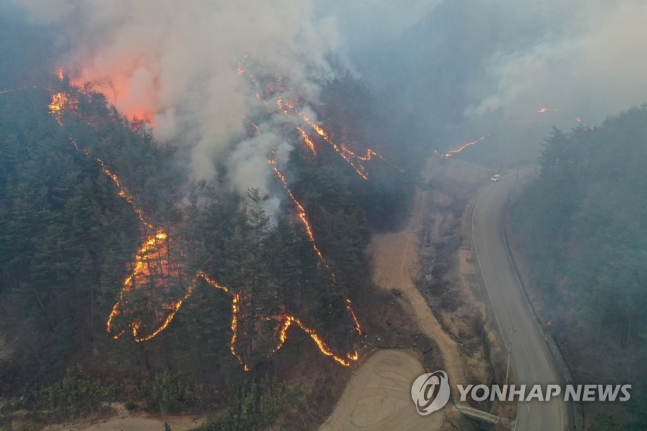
[318,350,441,431]
[371,188,466,392]
[43,406,206,431]
[320,180,468,430]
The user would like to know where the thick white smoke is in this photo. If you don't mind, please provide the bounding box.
[15,0,339,203]
[459,0,647,163]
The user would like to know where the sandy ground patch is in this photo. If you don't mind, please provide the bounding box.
[43,405,207,431]
[319,350,443,431]
[371,189,467,396]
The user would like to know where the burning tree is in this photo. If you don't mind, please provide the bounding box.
[23,60,419,373]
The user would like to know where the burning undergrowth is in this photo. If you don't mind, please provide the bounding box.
[43,68,384,370]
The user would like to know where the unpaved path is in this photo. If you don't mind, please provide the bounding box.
[319,350,442,431]
[371,188,466,394]
[321,183,468,430]
[44,407,206,431]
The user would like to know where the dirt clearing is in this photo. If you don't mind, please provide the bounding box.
[319,350,443,431]
[42,404,206,431]
[370,188,467,395]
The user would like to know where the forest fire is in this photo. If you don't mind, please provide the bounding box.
[444,136,486,158]
[48,89,193,344]
[48,92,67,112]
[299,113,369,179]
[537,107,548,113]
[48,92,72,125]
[347,298,362,335]
[48,70,361,369]
[268,155,362,342]
[47,86,188,342]
[241,66,399,180]
[273,315,358,367]
[194,272,248,370]
[68,75,157,125]
[105,226,194,342]
[297,126,317,156]
[230,294,246,369]
[198,270,358,370]
[343,145,404,173]
[268,157,326,262]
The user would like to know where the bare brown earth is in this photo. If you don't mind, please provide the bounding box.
[42,404,206,431]
[320,157,503,431]
[319,184,465,431]
[370,188,468,395]
[318,350,443,431]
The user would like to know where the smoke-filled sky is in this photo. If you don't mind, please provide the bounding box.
[345,0,647,164]
[11,0,647,177]
[13,0,340,214]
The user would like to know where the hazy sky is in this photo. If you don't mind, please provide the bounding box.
[11,0,647,171]
[317,0,442,45]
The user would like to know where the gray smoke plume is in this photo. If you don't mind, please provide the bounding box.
[16,0,647,173]
[469,1,647,126]
[15,0,340,204]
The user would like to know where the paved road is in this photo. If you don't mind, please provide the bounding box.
[472,169,568,431]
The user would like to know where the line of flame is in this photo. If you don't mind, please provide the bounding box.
[296,126,317,156]
[346,146,404,172]
[299,113,369,180]
[444,136,486,158]
[268,156,362,338]
[272,315,358,367]
[50,71,358,369]
[268,158,326,263]
[48,87,183,344]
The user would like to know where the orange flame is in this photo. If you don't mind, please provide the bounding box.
[195,271,249,369]
[346,298,362,335]
[200,271,358,369]
[240,69,399,180]
[49,81,360,369]
[106,227,192,342]
[48,92,69,125]
[444,136,486,158]
[341,145,404,173]
[49,91,183,343]
[537,107,548,113]
[268,155,362,338]
[268,158,326,262]
[296,126,317,156]
[272,315,357,367]
[69,70,157,126]
[300,114,370,180]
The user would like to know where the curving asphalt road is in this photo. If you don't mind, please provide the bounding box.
[471,169,568,431]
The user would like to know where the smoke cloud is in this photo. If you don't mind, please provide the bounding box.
[14,0,647,172]
[469,0,647,129]
[15,0,339,203]
[334,0,647,165]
